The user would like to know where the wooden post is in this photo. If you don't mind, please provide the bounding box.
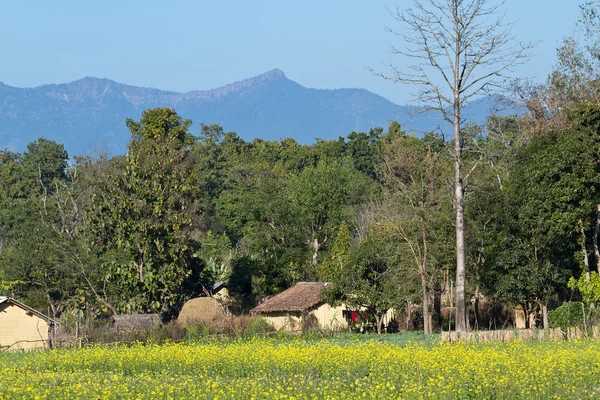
[76,321,80,348]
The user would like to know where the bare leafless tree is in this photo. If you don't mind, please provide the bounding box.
[374,0,533,332]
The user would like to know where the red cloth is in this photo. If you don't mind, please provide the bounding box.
[351,311,358,323]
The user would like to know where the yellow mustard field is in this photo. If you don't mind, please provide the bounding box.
[1,337,600,399]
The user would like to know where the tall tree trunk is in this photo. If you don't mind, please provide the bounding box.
[433,282,442,331]
[525,302,537,329]
[454,83,468,333]
[421,274,432,335]
[46,294,57,319]
[311,237,320,267]
[449,279,454,331]
[473,286,480,331]
[406,301,414,331]
[418,220,433,335]
[542,303,549,330]
[452,9,468,332]
[376,314,384,335]
[383,0,531,330]
[593,204,600,275]
[580,219,591,280]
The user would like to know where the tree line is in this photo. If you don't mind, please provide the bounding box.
[0,102,597,332]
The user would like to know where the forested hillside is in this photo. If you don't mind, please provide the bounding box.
[0,70,404,155]
[0,69,504,156]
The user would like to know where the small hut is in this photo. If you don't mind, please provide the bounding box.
[250,282,348,332]
[0,296,59,351]
[211,281,229,301]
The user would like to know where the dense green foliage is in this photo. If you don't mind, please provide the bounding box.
[0,108,395,319]
[88,109,207,314]
[482,123,600,309]
[2,102,600,330]
[548,302,586,330]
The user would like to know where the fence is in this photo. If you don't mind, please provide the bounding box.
[441,326,600,344]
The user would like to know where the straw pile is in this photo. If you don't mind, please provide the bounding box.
[177,297,226,327]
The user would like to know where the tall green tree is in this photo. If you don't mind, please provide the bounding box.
[88,108,207,314]
[0,139,106,316]
[317,221,352,281]
[323,233,418,334]
[20,138,69,195]
[286,159,373,268]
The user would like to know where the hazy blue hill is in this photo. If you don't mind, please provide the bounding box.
[0,70,510,156]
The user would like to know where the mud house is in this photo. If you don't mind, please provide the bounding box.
[250,282,349,331]
[211,281,229,301]
[0,296,58,350]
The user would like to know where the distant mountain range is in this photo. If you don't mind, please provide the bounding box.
[0,69,514,156]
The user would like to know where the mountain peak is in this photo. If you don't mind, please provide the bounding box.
[243,68,289,86]
[260,68,286,80]
[185,69,294,99]
[72,76,118,85]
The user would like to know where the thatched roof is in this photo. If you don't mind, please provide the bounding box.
[250,282,329,314]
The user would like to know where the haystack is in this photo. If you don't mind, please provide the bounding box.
[177,297,226,327]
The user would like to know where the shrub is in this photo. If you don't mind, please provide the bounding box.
[184,324,211,342]
[85,320,185,345]
[549,302,584,330]
[246,317,275,337]
[228,315,254,334]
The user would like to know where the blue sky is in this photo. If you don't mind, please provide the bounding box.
[0,1,581,104]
